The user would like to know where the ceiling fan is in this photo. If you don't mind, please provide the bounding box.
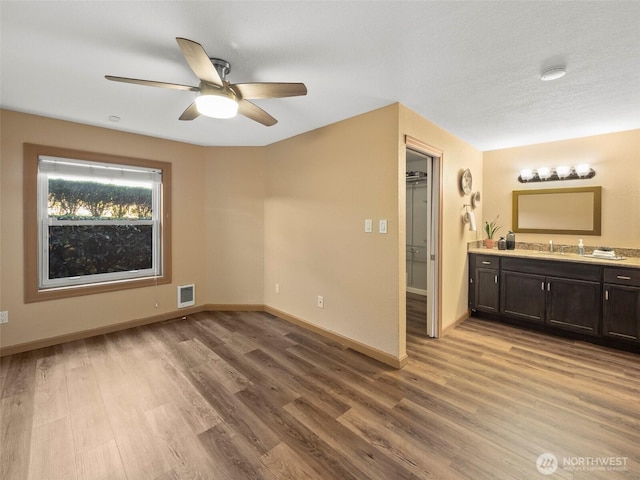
[106,37,307,126]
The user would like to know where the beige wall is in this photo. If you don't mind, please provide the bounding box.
[0,104,482,363]
[3,110,635,356]
[399,105,483,331]
[261,103,483,360]
[263,105,404,359]
[204,147,265,304]
[0,110,207,348]
[483,129,640,249]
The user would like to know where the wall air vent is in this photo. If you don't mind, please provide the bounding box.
[177,284,195,308]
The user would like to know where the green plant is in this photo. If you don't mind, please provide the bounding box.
[484,215,501,239]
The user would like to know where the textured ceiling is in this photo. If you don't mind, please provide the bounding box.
[2,1,639,150]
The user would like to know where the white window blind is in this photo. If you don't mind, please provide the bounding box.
[39,156,162,183]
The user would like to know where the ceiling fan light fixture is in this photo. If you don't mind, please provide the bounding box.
[540,67,566,81]
[195,92,238,119]
[107,38,306,126]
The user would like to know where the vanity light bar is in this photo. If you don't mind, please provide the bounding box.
[518,164,595,183]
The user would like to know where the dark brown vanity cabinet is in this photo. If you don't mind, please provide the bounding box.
[470,253,612,339]
[469,255,500,313]
[500,258,602,335]
[499,257,601,334]
[500,270,545,323]
[545,276,601,335]
[603,268,640,342]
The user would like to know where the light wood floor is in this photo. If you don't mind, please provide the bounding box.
[1,300,639,479]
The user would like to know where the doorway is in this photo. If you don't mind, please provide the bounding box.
[406,150,429,296]
[405,144,440,338]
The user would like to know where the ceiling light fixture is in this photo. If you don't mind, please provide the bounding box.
[195,91,238,119]
[540,67,567,81]
[193,59,239,119]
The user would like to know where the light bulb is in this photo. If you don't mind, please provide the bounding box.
[556,165,571,178]
[195,93,238,119]
[575,163,591,177]
[538,167,551,179]
[520,169,534,181]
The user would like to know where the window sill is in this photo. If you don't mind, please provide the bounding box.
[25,275,171,303]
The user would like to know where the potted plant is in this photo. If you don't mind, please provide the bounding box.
[483,215,501,249]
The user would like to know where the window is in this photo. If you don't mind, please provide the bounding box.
[25,144,171,302]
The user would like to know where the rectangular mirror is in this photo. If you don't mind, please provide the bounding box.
[512,186,601,235]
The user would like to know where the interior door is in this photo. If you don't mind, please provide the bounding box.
[406,145,440,338]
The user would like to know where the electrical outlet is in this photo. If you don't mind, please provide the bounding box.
[275,283,280,293]
[364,219,373,233]
[0,311,8,324]
[379,219,388,234]
[317,295,324,309]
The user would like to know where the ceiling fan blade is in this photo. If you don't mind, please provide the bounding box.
[232,82,307,100]
[179,103,200,121]
[238,100,277,127]
[176,37,223,86]
[105,75,199,92]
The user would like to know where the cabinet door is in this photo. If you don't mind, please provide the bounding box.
[546,277,601,335]
[500,271,545,322]
[474,268,500,312]
[603,284,640,342]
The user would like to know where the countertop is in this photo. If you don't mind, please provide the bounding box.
[468,247,640,269]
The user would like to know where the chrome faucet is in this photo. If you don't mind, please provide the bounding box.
[549,240,554,253]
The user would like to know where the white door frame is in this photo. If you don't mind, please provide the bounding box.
[405,136,442,338]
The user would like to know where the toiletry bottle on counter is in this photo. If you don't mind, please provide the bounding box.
[498,237,506,250]
[506,231,516,250]
[578,239,585,256]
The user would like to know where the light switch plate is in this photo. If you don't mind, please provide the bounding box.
[364,219,373,233]
[379,219,388,234]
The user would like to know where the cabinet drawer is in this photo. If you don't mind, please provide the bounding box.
[502,257,601,281]
[604,268,640,287]
[474,255,499,269]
